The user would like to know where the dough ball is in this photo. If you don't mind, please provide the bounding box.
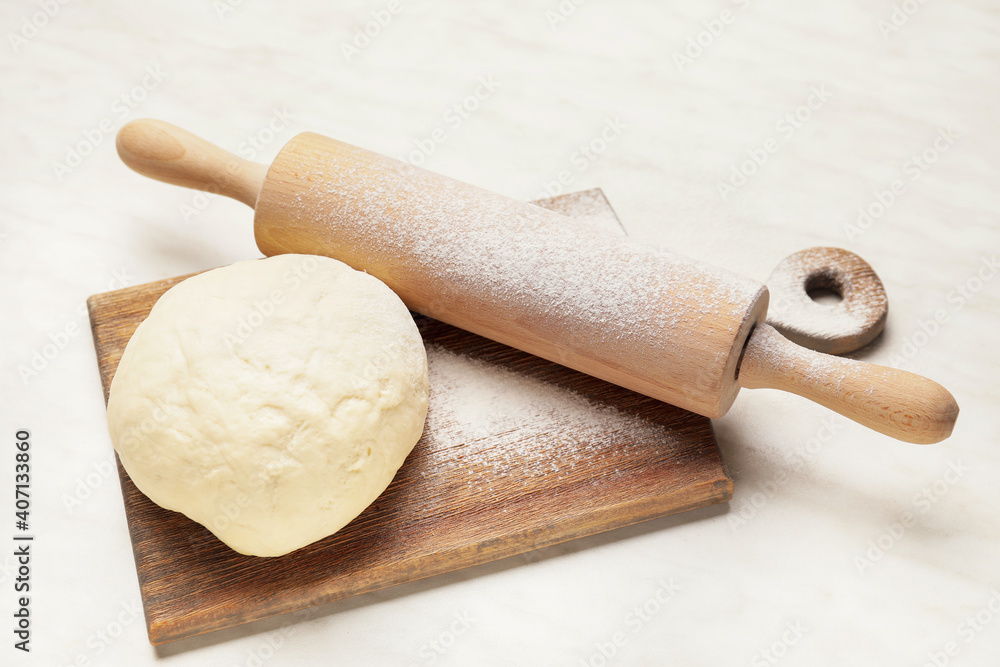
[106,255,429,557]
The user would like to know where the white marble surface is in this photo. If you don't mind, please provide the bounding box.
[2,1,998,665]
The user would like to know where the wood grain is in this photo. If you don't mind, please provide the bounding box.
[114,120,959,444]
[86,190,732,645]
[764,246,888,355]
[116,119,266,208]
[117,119,770,419]
[250,129,768,419]
[738,323,958,444]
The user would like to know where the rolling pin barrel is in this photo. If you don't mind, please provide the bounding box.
[254,133,768,418]
[115,120,959,443]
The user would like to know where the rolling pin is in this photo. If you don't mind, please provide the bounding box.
[115,119,959,444]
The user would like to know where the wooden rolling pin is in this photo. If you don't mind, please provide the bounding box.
[116,119,958,444]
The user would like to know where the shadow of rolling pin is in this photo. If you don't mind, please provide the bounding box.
[115,119,959,444]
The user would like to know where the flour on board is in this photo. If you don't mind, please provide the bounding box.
[422,344,683,482]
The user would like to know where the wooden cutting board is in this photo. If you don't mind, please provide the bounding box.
[87,189,732,645]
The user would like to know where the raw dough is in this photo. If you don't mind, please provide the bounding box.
[106,254,429,557]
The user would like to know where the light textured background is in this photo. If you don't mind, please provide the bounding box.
[2,1,998,665]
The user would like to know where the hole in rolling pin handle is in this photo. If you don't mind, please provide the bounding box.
[805,268,844,306]
[734,323,757,382]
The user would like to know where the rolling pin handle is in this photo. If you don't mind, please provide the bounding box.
[738,323,959,444]
[116,119,266,209]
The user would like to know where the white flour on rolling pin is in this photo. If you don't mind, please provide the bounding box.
[529,189,628,236]
[283,153,767,417]
[765,247,889,351]
[301,163,758,341]
[114,120,961,444]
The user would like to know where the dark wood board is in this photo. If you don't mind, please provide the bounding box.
[86,189,732,645]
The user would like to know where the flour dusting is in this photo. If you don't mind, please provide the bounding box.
[422,344,676,481]
[271,137,767,414]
